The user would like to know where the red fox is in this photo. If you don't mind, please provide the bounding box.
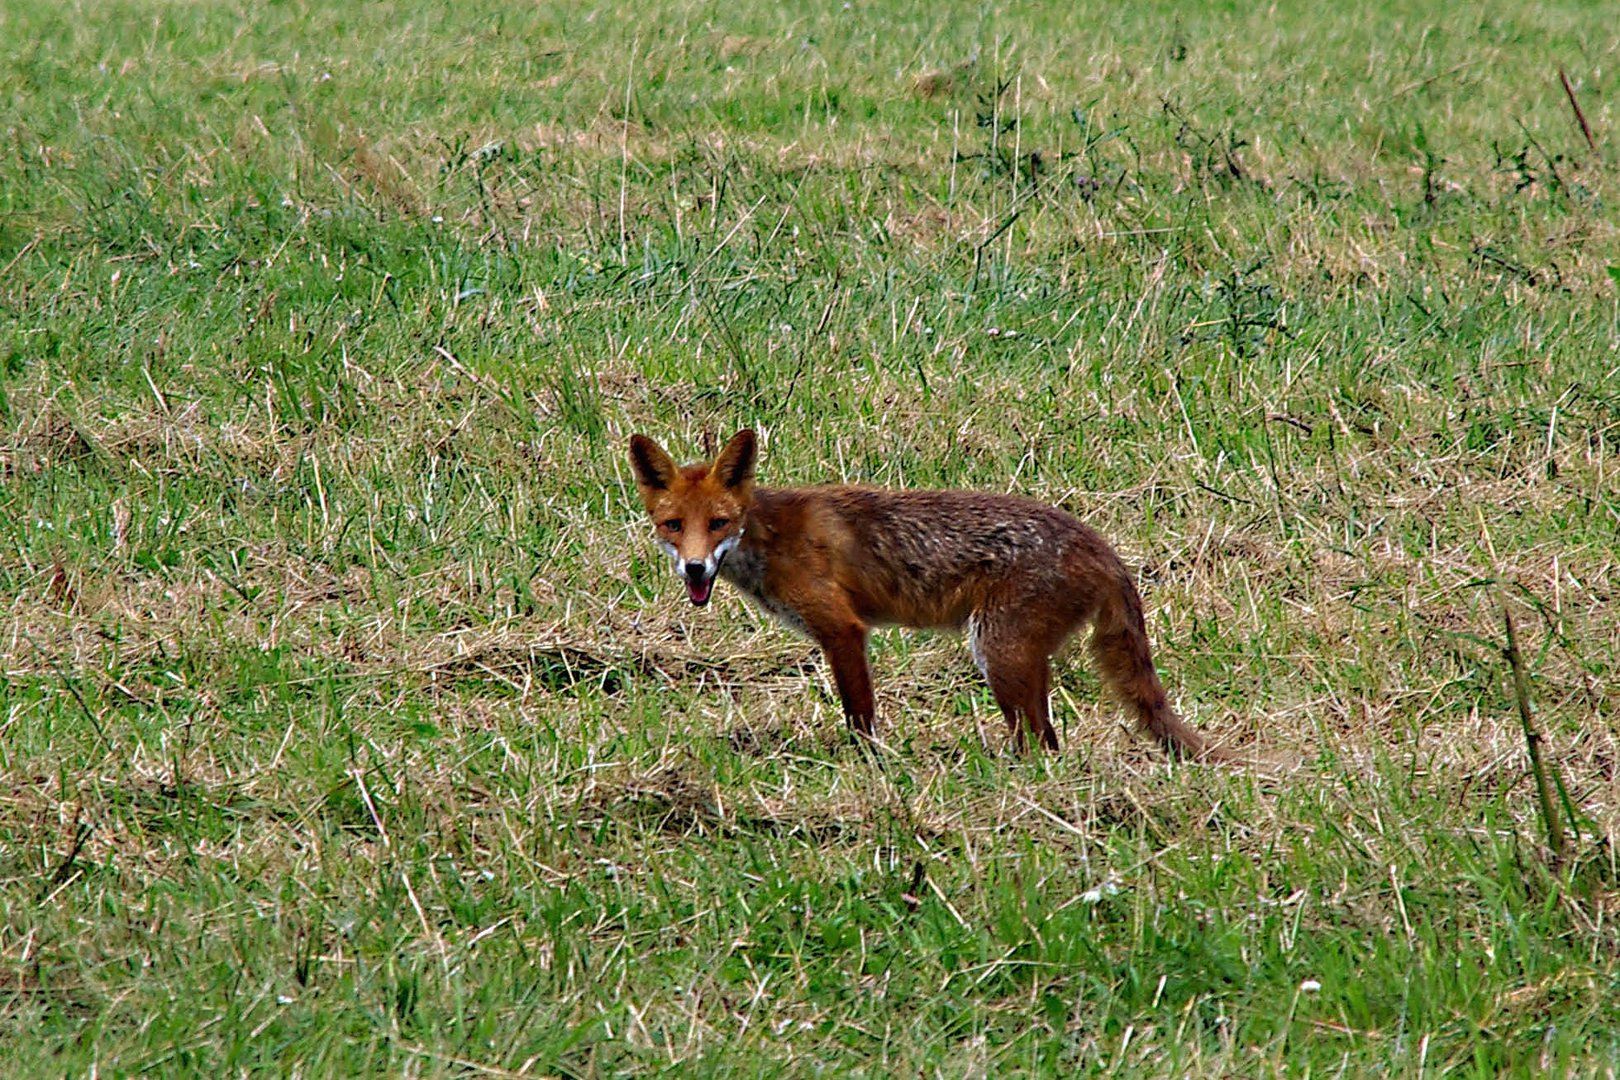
[628,429,1224,759]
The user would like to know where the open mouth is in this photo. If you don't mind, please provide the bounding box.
[685,577,714,606]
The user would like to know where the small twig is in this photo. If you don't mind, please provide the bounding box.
[1266,413,1315,436]
[43,813,93,896]
[1194,480,1254,506]
[901,860,926,914]
[1558,68,1598,154]
[1503,601,1569,861]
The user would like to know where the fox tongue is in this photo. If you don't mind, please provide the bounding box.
[686,577,714,606]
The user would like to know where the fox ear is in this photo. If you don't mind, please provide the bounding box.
[711,429,757,490]
[629,435,679,497]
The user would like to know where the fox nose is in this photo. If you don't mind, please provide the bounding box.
[682,560,707,581]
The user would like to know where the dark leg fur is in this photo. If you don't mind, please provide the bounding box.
[816,624,876,738]
[977,619,1062,754]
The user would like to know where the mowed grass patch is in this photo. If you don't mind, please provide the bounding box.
[3,0,1620,1073]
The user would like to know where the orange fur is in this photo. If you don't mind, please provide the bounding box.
[629,430,1224,759]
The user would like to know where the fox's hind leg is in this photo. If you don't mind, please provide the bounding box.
[970,612,1061,753]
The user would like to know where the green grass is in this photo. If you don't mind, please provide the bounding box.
[3,0,1619,1074]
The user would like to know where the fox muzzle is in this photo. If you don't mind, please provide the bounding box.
[658,532,742,607]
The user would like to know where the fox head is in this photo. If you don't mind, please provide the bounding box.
[628,430,757,606]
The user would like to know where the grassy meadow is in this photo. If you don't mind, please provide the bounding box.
[3,0,1620,1073]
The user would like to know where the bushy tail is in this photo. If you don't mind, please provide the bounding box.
[1089,570,1226,762]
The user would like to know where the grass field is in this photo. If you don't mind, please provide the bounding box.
[3,0,1619,1074]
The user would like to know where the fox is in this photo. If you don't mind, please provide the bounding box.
[628,429,1225,759]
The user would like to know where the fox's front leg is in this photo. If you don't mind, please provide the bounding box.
[812,622,875,738]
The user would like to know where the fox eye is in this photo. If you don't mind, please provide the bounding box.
[660,519,682,533]
[708,517,730,532]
